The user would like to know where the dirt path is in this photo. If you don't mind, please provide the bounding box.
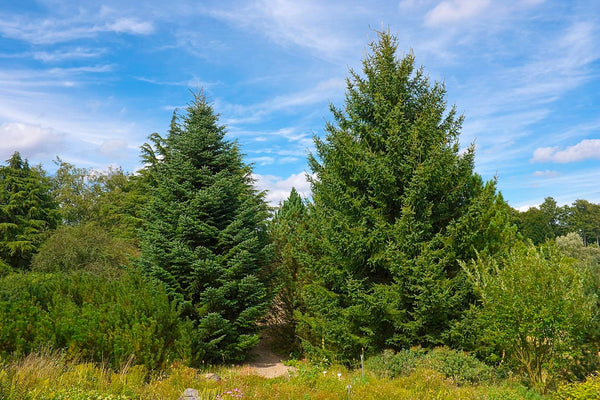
[245,335,295,378]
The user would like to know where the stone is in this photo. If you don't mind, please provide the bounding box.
[204,372,222,381]
[178,388,200,400]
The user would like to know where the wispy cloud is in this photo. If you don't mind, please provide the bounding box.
[206,0,368,61]
[0,13,154,45]
[220,78,345,125]
[425,0,491,26]
[532,139,600,163]
[135,76,218,88]
[533,170,560,178]
[105,18,154,35]
[0,65,114,88]
[29,47,106,62]
[253,171,312,205]
[249,156,275,166]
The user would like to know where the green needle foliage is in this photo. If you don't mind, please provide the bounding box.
[296,31,516,361]
[267,188,309,353]
[140,93,272,364]
[0,270,190,370]
[0,152,59,270]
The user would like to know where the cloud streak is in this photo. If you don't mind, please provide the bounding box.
[425,0,491,26]
[0,12,154,45]
[532,139,600,163]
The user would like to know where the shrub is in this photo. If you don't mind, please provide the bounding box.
[424,347,494,385]
[0,270,192,369]
[364,347,427,378]
[365,346,494,385]
[31,222,137,277]
[554,373,600,400]
[462,242,595,391]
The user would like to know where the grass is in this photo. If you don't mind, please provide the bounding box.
[0,352,549,400]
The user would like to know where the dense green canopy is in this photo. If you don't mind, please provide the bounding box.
[0,152,59,270]
[295,31,515,360]
[139,93,272,363]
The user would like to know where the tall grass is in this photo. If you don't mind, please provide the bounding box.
[0,352,546,400]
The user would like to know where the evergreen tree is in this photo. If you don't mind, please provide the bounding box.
[267,188,309,352]
[297,31,515,360]
[139,93,271,363]
[0,152,59,270]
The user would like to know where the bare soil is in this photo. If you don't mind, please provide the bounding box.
[244,334,296,378]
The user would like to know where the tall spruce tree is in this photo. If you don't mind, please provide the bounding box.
[0,152,59,270]
[139,93,271,363]
[297,31,515,361]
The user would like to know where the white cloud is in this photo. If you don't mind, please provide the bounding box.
[425,0,490,26]
[0,13,154,45]
[531,139,600,163]
[100,139,129,157]
[207,0,368,61]
[106,18,154,35]
[533,170,560,178]
[33,47,105,62]
[249,156,275,166]
[253,171,312,206]
[517,203,538,212]
[278,156,299,164]
[0,122,64,160]
[220,78,345,125]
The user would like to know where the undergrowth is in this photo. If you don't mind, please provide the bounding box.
[0,351,547,400]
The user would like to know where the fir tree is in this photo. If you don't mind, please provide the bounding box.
[140,93,271,363]
[297,31,515,360]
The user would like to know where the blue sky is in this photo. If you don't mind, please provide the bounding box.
[0,0,599,209]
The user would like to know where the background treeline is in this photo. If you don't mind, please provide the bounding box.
[515,196,600,246]
[1,31,600,394]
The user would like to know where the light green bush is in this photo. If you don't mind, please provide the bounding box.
[364,346,495,385]
[554,374,600,400]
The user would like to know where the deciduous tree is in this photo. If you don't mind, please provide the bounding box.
[462,243,594,392]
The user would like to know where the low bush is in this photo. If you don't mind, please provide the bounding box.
[554,373,600,399]
[0,270,192,369]
[365,346,495,385]
[364,347,427,378]
[31,223,137,277]
[425,347,495,384]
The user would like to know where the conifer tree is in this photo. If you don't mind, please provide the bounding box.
[267,188,308,352]
[0,152,59,270]
[140,93,271,363]
[297,31,515,360]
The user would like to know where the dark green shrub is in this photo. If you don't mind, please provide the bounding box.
[0,270,192,369]
[424,346,494,384]
[365,346,495,385]
[364,347,427,378]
